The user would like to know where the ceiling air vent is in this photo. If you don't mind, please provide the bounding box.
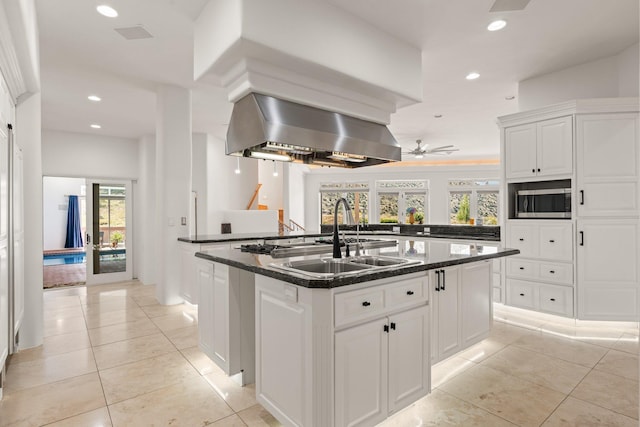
[114,25,153,40]
[489,0,530,12]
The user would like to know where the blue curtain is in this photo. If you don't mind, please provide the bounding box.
[64,195,84,248]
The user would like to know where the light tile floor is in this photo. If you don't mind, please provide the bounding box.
[0,281,637,426]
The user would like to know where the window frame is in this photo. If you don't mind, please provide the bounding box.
[447,179,499,225]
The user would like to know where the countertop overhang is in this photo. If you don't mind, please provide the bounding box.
[195,238,519,288]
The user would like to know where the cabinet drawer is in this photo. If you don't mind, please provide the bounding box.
[538,262,573,285]
[538,224,573,261]
[506,279,536,310]
[506,223,537,258]
[385,278,427,310]
[539,285,574,317]
[335,288,385,327]
[506,258,537,279]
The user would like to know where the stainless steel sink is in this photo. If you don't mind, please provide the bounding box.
[270,255,421,279]
[348,255,411,267]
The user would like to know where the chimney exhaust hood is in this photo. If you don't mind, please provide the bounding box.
[226,93,401,168]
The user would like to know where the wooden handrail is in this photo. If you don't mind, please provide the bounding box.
[279,221,294,232]
[246,183,262,210]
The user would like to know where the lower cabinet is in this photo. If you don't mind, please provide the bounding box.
[254,273,430,427]
[335,306,429,427]
[577,219,639,320]
[197,259,255,385]
[506,279,574,317]
[431,261,492,363]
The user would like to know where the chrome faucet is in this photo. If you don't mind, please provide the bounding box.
[333,197,354,258]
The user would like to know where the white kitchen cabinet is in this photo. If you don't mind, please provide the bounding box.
[197,259,255,385]
[506,279,574,317]
[505,116,572,180]
[506,220,573,261]
[255,272,431,427]
[577,113,639,217]
[335,305,429,427]
[431,262,492,363]
[577,219,639,320]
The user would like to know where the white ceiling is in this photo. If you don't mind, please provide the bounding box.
[36,0,639,160]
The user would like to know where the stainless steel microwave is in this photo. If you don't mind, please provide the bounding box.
[515,188,571,218]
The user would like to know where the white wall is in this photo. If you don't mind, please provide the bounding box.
[17,91,42,348]
[42,130,139,178]
[257,159,283,210]
[42,177,84,250]
[206,135,259,233]
[284,163,308,228]
[518,43,639,110]
[304,164,500,232]
[191,133,208,235]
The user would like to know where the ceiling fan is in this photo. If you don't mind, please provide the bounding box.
[402,139,459,159]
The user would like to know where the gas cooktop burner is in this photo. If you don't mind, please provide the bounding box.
[240,243,280,254]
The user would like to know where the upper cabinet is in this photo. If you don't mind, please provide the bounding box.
[505,116,573,180]
[576,113,639,217]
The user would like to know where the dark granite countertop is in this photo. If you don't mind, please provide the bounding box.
[195,237,519,289]
[178,225,500,244]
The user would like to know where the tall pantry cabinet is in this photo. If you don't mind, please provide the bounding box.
[499,98,640,321]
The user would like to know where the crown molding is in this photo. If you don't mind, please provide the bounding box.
[0,2,26,101]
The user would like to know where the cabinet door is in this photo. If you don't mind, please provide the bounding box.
[461,262,492,346]
[335,318,388,427]
[196,260,215,360]
[538,223,573,262]
[537,116,573,177]
[211,263,230,371]
[505,123,537,179]
[577,219,639,320]
[577,113,639,217]
[436,267,461,361]
[506,222,538,258]
[179,245,198,304]
[388,306,429,414]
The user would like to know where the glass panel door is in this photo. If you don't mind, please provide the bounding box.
[85,180,132,285]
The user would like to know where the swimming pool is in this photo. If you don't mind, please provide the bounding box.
[43,253,86,266]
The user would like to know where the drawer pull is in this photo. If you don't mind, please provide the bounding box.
[519,238,524,241]
[531,168,535,173]
[519,293,525,296]
[550,298,556,302]
[390,322,396,330]
[406,290,414,296]
[383,324,389,333]
[537,168,541,172]
[519,267,524,270]
[549,239,555,243]
[362,301,371,307]
[549,270,555,274]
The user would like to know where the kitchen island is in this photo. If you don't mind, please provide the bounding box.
[194,237,518,427]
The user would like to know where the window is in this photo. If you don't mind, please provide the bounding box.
[376,180,428,224]
[448,180,499,225]
[320,182,369,225]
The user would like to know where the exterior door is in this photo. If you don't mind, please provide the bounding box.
[85,180,132,285]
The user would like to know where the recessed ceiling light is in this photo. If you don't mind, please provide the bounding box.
[90,124,102,129]
[434,114,443,118]
[505,95,516,100]
[88,95,101,102]
[487,20,507,31]
[96,4,118,18]
[466,72,480,80]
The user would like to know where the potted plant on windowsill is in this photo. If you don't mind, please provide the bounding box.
[406,207,417,224]
[111,231,123,249]
[414,212,424,224]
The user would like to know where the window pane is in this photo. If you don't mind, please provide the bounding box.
[321,191,368,225]
[477,191,499,225]
[321,192,340,225]
[379,193,399,223]
[450,192,471,224]
[405,193,426,224]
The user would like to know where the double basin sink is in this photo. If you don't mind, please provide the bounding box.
[270,255,421,279]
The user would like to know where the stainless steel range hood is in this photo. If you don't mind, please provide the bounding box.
[226,93,401,168]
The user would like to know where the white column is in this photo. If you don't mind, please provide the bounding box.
[135,134,156,286]
[155,85,191,305]
[191,133,208,236]
[17,92,42,348]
